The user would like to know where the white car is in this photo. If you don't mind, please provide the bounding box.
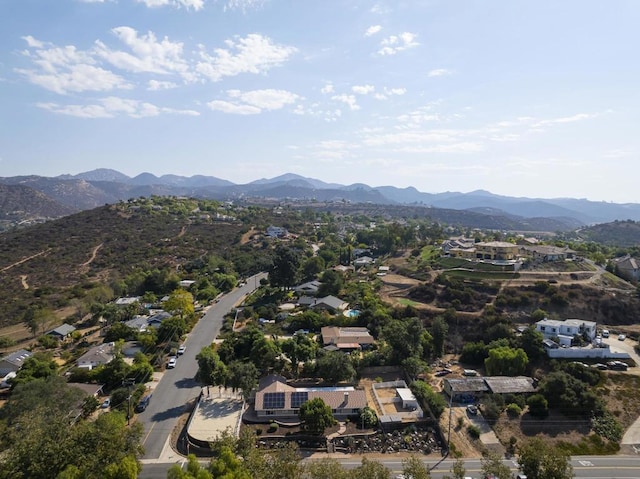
[618,334,626,341]
[177,345,186,355]
[167,357,177,369]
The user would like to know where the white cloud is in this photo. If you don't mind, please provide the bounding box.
[196,34,297,82]
[352,84,375,95]
[147,79,178,90]
[16,37,132,94]
[374,86,406,100]
[208,88,299,114]
[535,113,598,126]
[95,27,190,78]
[320,83,334,94]
[378,32,419,56]
[77,0,109,3]
[370,3,391,14]
[37,96,200,118]
[332,94,360,111]
[428,68,453,77]
[365,25,382,37]
[220,0,268,12]
[135,0,205,10]
[228,88,299,110]
[207,100,261,115]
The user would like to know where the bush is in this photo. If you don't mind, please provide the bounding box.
[505,403,522,419]
[267,422,279,433]
[467,424,481,439]
[527,393,549,418]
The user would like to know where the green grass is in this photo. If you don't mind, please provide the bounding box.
[396,298,422,307]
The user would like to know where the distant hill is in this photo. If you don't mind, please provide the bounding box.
[3,169,640,231]
[0,184,76,230]
[576,220,640,247]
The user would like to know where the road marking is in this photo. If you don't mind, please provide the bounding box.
[142,422,156,445]
[578,460,594,466]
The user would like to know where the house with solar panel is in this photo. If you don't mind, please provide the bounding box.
[253,375,367,421]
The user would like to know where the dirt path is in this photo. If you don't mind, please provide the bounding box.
[20,275,28,289]
[0,249,51,272]
[81,243,103,267]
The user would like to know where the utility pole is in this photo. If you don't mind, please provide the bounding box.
[123,377,135,426]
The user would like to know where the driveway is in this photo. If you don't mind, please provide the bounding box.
[602,336,640,369]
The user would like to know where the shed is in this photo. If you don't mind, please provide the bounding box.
[47,324,76,340]
[397,388,419,410]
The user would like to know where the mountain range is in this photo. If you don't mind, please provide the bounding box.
[2,169,640,231]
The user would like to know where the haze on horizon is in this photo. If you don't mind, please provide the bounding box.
[1,1,639,203]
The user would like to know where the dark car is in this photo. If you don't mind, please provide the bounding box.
[607,361,628,371]
[434,368,453,377]
[135,394,152,413]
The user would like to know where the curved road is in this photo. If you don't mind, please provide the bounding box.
[138,273,266,464]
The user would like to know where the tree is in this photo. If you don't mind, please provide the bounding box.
[358,406,378,429]
[269,245,301,289]
[480,451,512,479]
[163,289,195,319]
[304,458,348,479]
[518,437,573,479]
[402,356,429,380]
[315,351,355,384]
[299,397,335,435]
[10,353,58,387]
[351,457,391,479]
[196,346,227,386]
[302,256,325,281]
[430,316,448,358]
[317,269,344,297]
[410,380,446,418]
[518,326,545,362]
[382,318,424,363]
[401,455,431,479]
[225,361,259,400]
[281,333,318,377]
[484,346,529,376]
[157,316,188,344]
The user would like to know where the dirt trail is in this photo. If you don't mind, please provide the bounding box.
[0,249,51,272]
[20,275,28,289]
[81,243,103,267]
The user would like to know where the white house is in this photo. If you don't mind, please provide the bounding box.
[535,318,597,347]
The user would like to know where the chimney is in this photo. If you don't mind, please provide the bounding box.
[344,392,349,405]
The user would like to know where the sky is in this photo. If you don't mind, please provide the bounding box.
[1,1,639,202]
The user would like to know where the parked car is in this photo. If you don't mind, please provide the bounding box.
[608,361,628,371]
[135,394,152,413]
[466,404,478,415]
[434,368,453,377]
[592,363,608,370]
[167,356,177,369]
[618,334,626,341]
[100,398,111,409]
[602,329,610,338]
[177,345,186,355]
[463,369,478,377]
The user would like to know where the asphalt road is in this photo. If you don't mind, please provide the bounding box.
[138,273,266,462]
[138,454,640,478]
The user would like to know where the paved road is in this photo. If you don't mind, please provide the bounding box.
[138,273,266,462]
[138,454,640,478]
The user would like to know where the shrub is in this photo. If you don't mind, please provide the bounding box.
[527,394,549,418]
[505,403,522,419]
[467,425,481,439]
[267,422,278,433]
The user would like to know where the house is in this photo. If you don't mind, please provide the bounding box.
[68,382,104,398]
[484,376,536,395]
[310,295,349,313]
[294,280,321,295]
[114,296,141,307]
[353,256,374,267]
[397,388,419,410]
[47,323,76,340]
[76,343,115,370]
[519,245,576,262]
[612,255,640,282]
[441,237,476,254]
[474,241,519,261]
[266,225,288,239]
[321,326,375,350]
[253,375,367,420]
[147,310,172,328]
[535,318,597,346]
[124,315,151,332]
[443,378,489,401]
[0,349,33,376]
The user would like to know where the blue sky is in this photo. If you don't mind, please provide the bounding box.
[1,1,639,202]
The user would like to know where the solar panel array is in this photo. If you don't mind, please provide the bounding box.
[290,391,309,408]
[263,392,285,409]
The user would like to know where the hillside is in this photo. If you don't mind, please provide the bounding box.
[0,198,279,327]
[577,220,640,247]
[0,184,76,231]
